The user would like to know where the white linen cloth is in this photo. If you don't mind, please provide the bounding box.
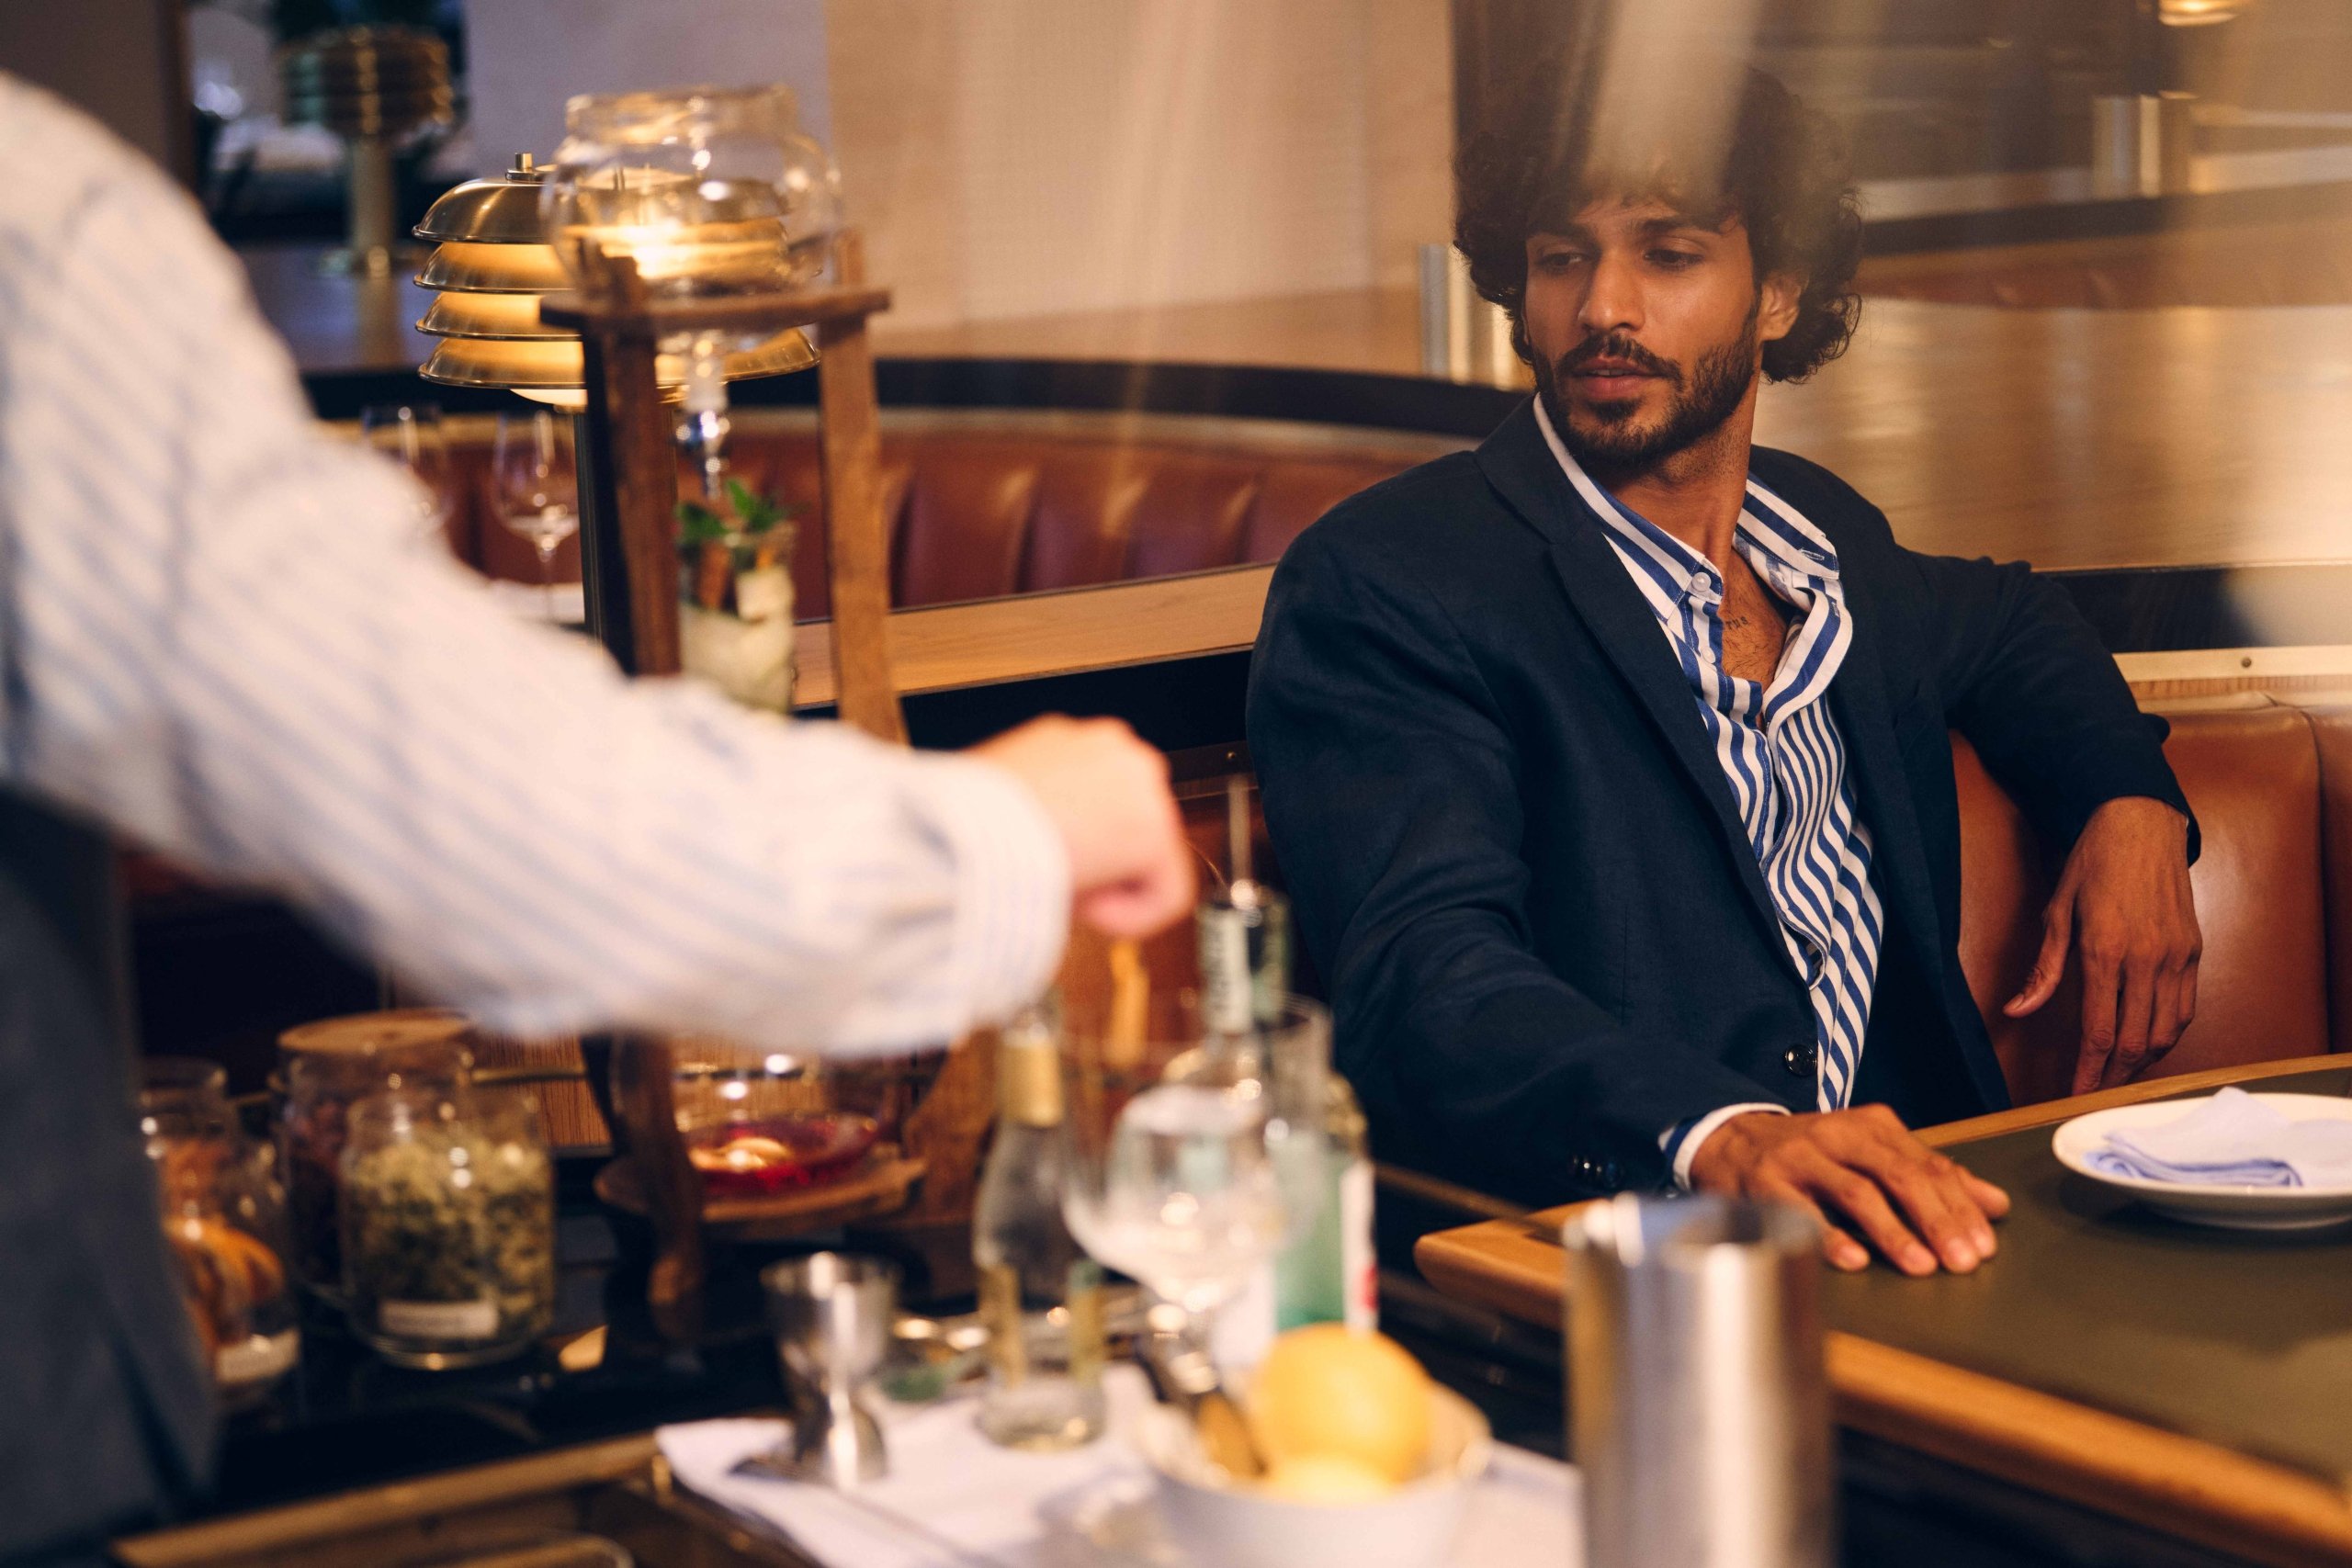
[656,1369,1577,1568]
[0,75,1069,1055]
[2088,1089,2352,1188]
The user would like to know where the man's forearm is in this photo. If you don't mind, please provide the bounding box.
[2,156,1070,1053]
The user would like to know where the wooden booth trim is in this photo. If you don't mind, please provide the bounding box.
[790,563,1273,707]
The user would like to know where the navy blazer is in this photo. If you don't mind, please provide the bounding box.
[1247,400,2193,1206]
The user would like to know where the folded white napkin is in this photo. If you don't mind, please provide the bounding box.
[656,1368,1576,1568]
[2088,1088,2352,1188]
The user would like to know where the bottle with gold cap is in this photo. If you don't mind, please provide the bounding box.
[974,1005,1106,1450]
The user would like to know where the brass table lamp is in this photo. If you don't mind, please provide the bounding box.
[279,26,453,278]
[413,156,818,411]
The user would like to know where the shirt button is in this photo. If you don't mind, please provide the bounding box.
[1688,571,1713,596]
[1783,1043,1818,1077]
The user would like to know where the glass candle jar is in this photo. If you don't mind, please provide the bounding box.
[540,84,842,306]
[140,1064,301,1404]
[339,1085,556,1370]
[540,83,841,501]
[669,1038,883,1200]
[276,1010,475,1298]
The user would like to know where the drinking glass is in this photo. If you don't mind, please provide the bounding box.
[359,403,458,544]
[492,410,580,622]
[1059,992,1329,1344]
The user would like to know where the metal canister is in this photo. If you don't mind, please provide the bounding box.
[1563,1194,1833,1568]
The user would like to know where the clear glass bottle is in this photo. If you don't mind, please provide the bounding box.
[339,1085,555,1370]
[1277,1073,1377,1333]
[973,1009,1106,1450]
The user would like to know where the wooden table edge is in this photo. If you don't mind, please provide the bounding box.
[1413,1054,2352,1566]
[1913,1053,2349,1148]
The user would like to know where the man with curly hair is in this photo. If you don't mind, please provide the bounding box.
[1249,67,2201,1275]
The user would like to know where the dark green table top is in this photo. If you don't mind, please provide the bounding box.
[1825,1066,2352,1486]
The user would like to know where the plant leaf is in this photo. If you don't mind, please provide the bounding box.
[675,500,731,546]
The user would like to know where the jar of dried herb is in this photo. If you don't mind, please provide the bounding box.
[339,1085,554,1369]
[277,1009,475,1301]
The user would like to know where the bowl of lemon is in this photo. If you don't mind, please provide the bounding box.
[1135,1325,1492,1568]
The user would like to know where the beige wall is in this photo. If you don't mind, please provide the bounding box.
[1,0,189,182]
[826,0,1453,330]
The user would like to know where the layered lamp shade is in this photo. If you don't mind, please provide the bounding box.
[413,154,818,410]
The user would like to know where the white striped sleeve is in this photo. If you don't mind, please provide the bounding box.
[0,82,1069,1055]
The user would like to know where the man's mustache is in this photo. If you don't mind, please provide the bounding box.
[1556,334,1680,385]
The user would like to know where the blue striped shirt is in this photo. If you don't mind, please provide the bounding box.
[1535,400,1885,1172]
[0,76,1069,1055]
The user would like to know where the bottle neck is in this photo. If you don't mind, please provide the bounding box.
[998,1038,1063,1128]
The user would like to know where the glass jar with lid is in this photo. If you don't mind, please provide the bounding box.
[339,1084,556,1369]
[540,84,842,304]
[276,1009,475,1297]
[140,1058,301,1404]
[539,84,841,502]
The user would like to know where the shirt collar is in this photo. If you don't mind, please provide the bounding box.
[1531,395,1843,611]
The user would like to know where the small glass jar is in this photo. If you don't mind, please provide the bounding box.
[140,1063,301,1404]
[339,1085,556,1369]
[276,1010,474,1298]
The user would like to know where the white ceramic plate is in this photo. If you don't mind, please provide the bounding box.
[2052,1093,2352,1231]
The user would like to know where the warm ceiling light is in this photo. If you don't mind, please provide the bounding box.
[415,289,570,340]
[2157,0,2247,24]
[414,240,571,294]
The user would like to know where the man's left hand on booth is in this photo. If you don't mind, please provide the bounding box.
[2004,795,2203,1096]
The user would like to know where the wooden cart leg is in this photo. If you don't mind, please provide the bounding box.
[815,312,907,744]
[611,1033,704,1343]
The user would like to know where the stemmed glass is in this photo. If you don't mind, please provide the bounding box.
[492,410,581,623]
[359,403,457,545]
[1059,990,1329,1372]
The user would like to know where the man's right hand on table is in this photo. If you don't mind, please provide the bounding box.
[968,716,1195,940]
[1687,1104,2011,1276]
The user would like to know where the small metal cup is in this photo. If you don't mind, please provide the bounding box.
[1563,1194,1832,1568]
[762,1253,899,1485]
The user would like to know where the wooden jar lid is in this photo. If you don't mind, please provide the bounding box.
[277,1007,473,1061]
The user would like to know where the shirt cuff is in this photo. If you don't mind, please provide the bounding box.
[1662,1102,1792,1190]
[914,751,1073,1030]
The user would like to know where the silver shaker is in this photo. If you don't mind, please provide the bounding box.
[1562,1194,1833,1568]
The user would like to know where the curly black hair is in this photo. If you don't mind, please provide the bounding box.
[1454,64,1862,383]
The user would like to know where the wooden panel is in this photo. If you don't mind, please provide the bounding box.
[790,563,1271,707]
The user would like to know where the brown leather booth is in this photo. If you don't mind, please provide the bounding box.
[441,412,1443,615]
[1956,701,2337,1105]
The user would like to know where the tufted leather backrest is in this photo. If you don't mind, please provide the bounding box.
[441,413,1443,615]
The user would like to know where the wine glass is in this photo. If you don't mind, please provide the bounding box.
[1060,991,1329,1369]
[360,403,458,545]
[492,410,580,623]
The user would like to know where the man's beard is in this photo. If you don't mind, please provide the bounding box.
[1537,310,1759,475]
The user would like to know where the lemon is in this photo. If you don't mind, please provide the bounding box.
[1261,1453,1396,1504]
[1248,1325,1433,1485]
